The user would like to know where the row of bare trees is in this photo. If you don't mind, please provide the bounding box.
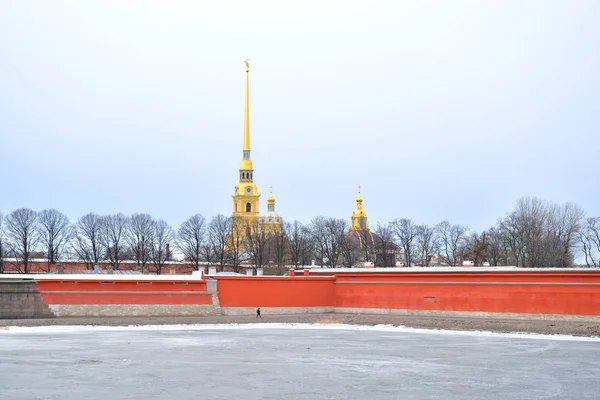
[0,209,176,274]
[369,197,598,268]
[1,196,599,273]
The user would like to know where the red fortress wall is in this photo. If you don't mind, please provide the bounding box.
[214,276,336,315]
[2,269,600,319]
[38,279,210,305]
[214,269,600,318]
[323,270,600,318]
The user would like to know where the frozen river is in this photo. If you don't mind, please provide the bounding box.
[1,324,599,399]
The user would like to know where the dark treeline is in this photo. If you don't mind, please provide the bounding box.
[0,196,599,274]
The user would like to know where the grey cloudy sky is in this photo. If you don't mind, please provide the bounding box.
[1,0,599,232]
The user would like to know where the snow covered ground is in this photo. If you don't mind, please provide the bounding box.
[1,324,599,399]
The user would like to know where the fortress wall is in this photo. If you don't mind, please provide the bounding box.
[3,270,600,319]
[215,276,336,314]
[215,271,600,318]
[0,274,218,318]
[37,279,208,305]
[331,271,600,317]
[334,279,600,316]
[332,272,600,284]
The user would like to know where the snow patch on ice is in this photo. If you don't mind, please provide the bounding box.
[1,323,598,342]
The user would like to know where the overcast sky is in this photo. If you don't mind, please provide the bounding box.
[1,0,599,232]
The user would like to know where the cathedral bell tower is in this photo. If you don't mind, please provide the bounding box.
[232,59,260,225]
[351,186,369,231]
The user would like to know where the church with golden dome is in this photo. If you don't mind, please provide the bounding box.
[228,60,395,269]
[231,60,282,234]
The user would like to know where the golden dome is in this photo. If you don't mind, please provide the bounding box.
[267,187,275,204]
[352,208,367,218]
[239,159,254,170]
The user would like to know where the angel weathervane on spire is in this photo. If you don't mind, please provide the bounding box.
[244,58,250,71]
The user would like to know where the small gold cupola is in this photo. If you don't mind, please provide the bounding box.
[351,185,369,230]
[267,187,276,209]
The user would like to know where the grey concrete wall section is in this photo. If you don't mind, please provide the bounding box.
[206,279,218,294]
[0,281,54,319]
[335,307,600,322]
[50,294,223,317]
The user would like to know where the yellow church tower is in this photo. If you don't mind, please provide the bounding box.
[350,186,369,231]
[232,59,260,226]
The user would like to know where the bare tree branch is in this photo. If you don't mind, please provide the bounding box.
[149,219,174,275]
[71,213,104,270]
[38,209,71,272]
[176,214,207,271]
[127,213,153,271]
[100,214,129,270]
[6,208,40,273]
[208,214,231,272]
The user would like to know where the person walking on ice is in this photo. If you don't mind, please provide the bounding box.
[256,307,261,318]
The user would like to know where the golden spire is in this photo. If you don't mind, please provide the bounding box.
[243,58,250,151]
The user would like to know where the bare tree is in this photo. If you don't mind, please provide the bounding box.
[227,218,247,273]
[37,209,71,272]
[309,217,347,267]
[127,213,153,271]
[485,227,509,266]
[356,229,375,264]
[245,220,269,273]
[285,220,312,268]
[579,217,600,268]
[514,197,549,267]
[496,197,584,268]
[72,213,104,270]
[415,224,438,267]
[546,202,585,268]
[0,212,5,273]
[269,228,289,274]
[6,208,40,273]
[391,219,419,267]
[461,232,489,266]
[497,214,523,267]
[176,214,207,271]
[200,243,213,272]
[436,220,469,267]
[100,214,129,270]
[208,214,231,272]
[309,217,327,267]
[374,222,396,267]
[148,219,174,275]
[341,233,361,267]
